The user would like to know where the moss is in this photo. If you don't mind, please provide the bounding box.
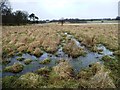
[24,59,32,65]
[2,76,19,88]
[17,57,25,61]
[12,72,47,88]
[4,63,24,73]
[39,58,51,64]
[35,67,51,76]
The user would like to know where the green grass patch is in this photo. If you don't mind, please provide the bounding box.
[39,58,51,64]
[4,63,24,73]
[24,59,32,65]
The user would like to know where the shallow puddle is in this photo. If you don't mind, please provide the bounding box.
[2,33,114,77]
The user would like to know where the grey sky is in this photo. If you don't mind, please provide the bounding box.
[10,0,119,20]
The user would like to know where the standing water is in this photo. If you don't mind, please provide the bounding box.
[2,33,114,77]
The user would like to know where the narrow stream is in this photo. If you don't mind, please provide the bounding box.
[2,32,114,77]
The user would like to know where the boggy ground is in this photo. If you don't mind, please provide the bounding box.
[2,61,116,88]
[2,24,118,58]
[2,23,119,88]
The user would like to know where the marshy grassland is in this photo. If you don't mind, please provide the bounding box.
[2,23,120,88]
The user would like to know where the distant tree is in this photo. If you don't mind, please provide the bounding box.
[35,16,39,23]
[14,10,28,25]
[35,16,39,21]
[1,0,29,25]
[0,0,12,15]
[116,16,120,20]
[29,13,35,21]
[29,13,39,24]
[0,0,13,25]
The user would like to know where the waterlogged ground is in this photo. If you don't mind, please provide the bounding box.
[2,24,119,88]
[2,33,114,77]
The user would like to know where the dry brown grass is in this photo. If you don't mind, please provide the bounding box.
[53,60,74,79]
[2,24,118,58]
[77,62,116,88]
[63,39,85,57]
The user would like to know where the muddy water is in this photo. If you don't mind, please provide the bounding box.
[2,33,114,77]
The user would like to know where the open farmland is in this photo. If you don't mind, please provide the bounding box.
[2,23,120,88]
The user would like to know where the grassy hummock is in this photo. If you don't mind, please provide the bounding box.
[24,59,32,65]
[52,60,74,79]
[17,57,25,61]
[63,39,86,58]
[12,72,47,88]
[39,58,51,64]
[35,67,51,76]
[2,76,19,88]
[77,62,116,88]
[101,55,120,87]
[2,62,116,88]
[33,48,43,57]
[2,59,11,65]
[4,63,24,73]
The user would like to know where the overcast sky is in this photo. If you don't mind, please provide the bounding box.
[10,0,119,20]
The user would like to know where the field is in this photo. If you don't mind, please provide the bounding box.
[2,23,120,88]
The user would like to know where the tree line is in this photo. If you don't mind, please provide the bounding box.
[0,0,39,25]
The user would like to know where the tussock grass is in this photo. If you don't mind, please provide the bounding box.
[63,39,86,58]
[4,63,24,73]
[2,24,118,88]
[101,55,120,87]
[77,62,116,88]
[12,73,47,88]
[2,24,118,58]
[52,60,74,79]
[2,61,116,88]
[35,67,51,76]
[24,59,32,65]
[39,58,51,64]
